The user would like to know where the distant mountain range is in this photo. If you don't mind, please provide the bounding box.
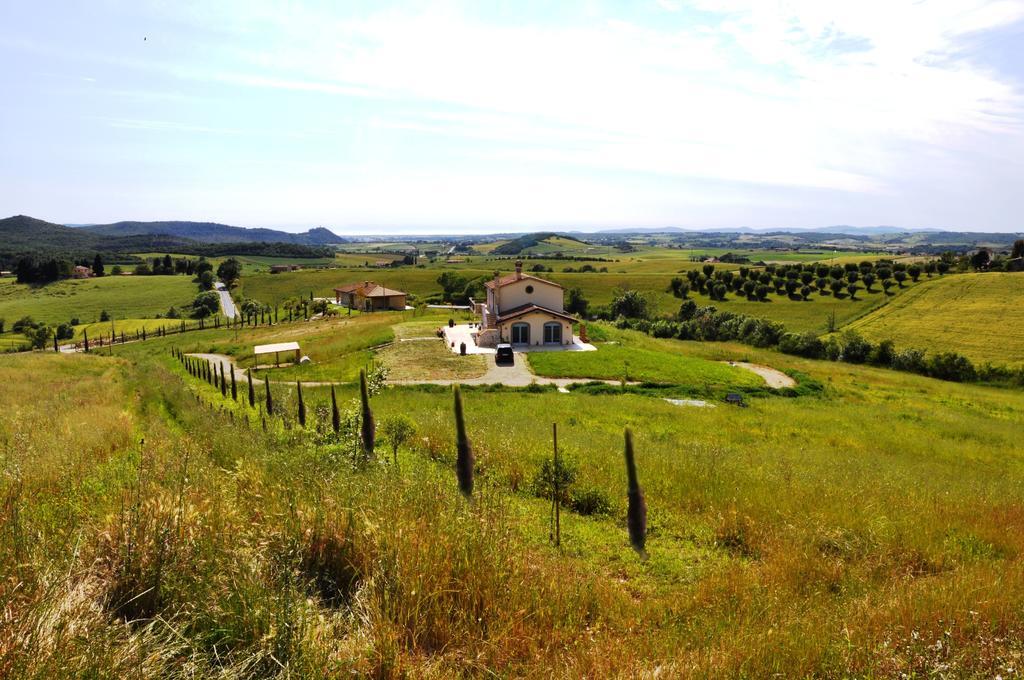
[0,215,341,267]
[69,220,346,245]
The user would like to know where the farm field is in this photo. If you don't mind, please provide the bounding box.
[4,311,1024,676]
[0,275,197,326]
[238,265,919,333]
[846,272,1024,366]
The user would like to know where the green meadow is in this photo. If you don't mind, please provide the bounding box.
[1,241,1022,676]
[0,275,196,326]
[846,272,1024,366]
[3,303,1024,676]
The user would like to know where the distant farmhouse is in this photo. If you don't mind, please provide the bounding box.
[71,265,93,279]
[474,260,575,347]
[269,264,302,274]
[333,281,407,311]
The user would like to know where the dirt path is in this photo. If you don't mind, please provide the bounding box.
[724,361,796,388]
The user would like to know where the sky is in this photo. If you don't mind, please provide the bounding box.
[1,1,1023,234]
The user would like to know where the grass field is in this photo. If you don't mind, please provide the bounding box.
[845,273,1024,365]
[4,313,1024,676]
[0,275,197,326]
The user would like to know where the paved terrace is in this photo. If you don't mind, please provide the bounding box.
[441,323,596,355]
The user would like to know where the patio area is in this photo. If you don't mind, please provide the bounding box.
[441,324,596,355]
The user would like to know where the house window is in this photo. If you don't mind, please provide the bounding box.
[511,322,530,344]
[525,285,534,294]
[543,322,562,344]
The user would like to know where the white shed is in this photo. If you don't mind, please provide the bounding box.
[254,341,301,367]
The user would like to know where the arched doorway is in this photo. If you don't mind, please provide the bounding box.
[510,322,530,345]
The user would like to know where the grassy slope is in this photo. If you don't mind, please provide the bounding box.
[845,272,1024,365]
[0,275,197,326]
[5,329,1024,676]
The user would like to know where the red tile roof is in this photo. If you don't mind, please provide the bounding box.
[483,272,563,290]
[333,282,406,297]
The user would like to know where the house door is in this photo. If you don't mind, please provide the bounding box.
[510,322,530,344]
[543,322,562,344]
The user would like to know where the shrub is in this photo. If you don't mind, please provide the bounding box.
[191,291,221,318]
[569,487,613,516]
[531,454,577,505]
[892,347,927,374]
[927,351,976,382]
[678,300,698,320]
[381,414,416,466]
[870,339,896,367]
[839,331,873,364]
[779,332,825,359]
[13,316,38,333]
[610,289,650,319]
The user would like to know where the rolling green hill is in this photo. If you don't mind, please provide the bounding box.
[79,220,346,245]
[0,275,198,327]
[844,272,1024,365]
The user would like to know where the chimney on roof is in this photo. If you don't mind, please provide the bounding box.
[515,260,523,279]
[364,281,369,287]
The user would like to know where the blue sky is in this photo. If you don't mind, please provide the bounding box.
[1,0,1023,234]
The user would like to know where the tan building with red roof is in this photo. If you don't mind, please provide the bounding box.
[333,281,407,311]
[475,260,575,347]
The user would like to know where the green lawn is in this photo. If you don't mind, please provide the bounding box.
[527,325,764,390]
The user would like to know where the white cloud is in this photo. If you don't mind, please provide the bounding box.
[178,0,1022,197]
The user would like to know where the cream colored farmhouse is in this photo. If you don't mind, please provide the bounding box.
[473,261,576,347]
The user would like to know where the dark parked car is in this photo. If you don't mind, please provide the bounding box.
[495,343,514,365]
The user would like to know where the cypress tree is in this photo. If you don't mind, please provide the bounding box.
[247,369,255,407]
[83,330,89,353]
[220,363,228,397]
[330,385,340,434]
[142,327,146,341]
[265,377,273,415]
[53,334,59,353]
[453,384,474,498]
[624,428,647,557]
[230,366,237,401]
[359,369,375,456]
[297,381,306,427]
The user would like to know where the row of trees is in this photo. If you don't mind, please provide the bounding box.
[668,259,940,304]
[177,349,650,557]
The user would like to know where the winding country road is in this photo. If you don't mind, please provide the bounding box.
[215,282,238,319]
